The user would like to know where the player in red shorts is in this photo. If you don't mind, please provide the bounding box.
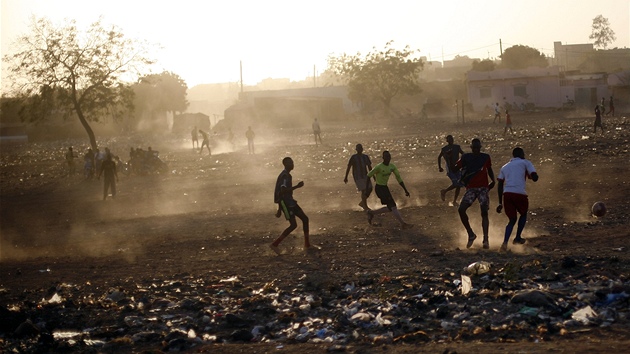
[496,147,539,252]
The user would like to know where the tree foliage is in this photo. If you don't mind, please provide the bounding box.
[132,71,188,130]
[471,59,496,72]
[3,17,154,149]
[327,41,423,113]
[589,15,616,49]
[500,45,548,69]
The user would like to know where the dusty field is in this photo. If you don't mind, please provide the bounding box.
[1,111,630,353]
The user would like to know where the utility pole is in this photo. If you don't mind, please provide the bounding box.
[499,39,503,57]
[239,60,244,94]
[313,65,316,87]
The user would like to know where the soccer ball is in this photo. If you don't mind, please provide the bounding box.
[591,201,607,217]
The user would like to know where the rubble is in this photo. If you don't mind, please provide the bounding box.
[1,256,629,352]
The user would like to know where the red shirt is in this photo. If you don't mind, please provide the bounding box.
[456,153,492,188]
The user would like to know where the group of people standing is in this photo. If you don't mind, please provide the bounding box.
[270,135,539,255]
[66,144,168,201]
[65,146,119,200]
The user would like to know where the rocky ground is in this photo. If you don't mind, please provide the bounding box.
[1,111,629,353]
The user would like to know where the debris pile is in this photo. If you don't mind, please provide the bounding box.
[1,257,629,352]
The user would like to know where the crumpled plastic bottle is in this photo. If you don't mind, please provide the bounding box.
[464,261,491,275]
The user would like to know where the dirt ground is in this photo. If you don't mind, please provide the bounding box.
[1,110,630,353]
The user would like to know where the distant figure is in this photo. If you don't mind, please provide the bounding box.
[246,126,255,154]
[199,129,211,155]
[496,147,539,252]
[65,147,77,176]
[607,96,615,117]
[493,102,501,123]
[84,148,95,180]
[503,110,514,135]
[97,153,118,200]
[438,135,465,206]
[312,118,322,145]
[344,143,373,211]
[601,97,606,112]
[454,138,496,249]
[270,157,314,255]
[594,105,604,134]
[191,126,199,150]
[366,151,413,229]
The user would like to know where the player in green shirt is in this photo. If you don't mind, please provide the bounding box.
[366,151,413,229]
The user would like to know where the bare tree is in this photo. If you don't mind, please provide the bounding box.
[589,15,617,49]
[3,17,154,149]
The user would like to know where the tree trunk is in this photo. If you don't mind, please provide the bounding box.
[74,104,97,150]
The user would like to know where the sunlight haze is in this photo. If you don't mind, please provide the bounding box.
[2,0,629,89]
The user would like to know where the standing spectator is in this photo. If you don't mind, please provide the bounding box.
[493,103,501,123]
[199,129,211,155]
[271,157,314,254]
[246,126,255,154]
[312,118,322,146]
[496,147,539,252]
[594,105,604,134]
[607,96,615,117]
[97,153,118,200]
[344,143,373,211]
[438,135,465,206]
[191,126,199,150]
[366,151,413,229]
[65,147,77,176]
[454,139,496,249]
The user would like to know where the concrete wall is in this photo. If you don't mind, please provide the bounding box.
[466,67,564,111]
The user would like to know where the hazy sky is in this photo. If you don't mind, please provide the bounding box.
[2,0,629,89]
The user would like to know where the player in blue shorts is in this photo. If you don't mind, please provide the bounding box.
[437,135,465,206]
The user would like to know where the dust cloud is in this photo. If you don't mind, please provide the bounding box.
[1,111,626,262]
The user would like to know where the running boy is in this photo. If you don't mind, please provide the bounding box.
[454,139,495,249]
[366,151,413,229]
[344,143,373,211]
[271,157,313,254]
[437,135,464,206]
[496,147,539,251]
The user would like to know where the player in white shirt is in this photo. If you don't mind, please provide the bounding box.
[496,147,539,252]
